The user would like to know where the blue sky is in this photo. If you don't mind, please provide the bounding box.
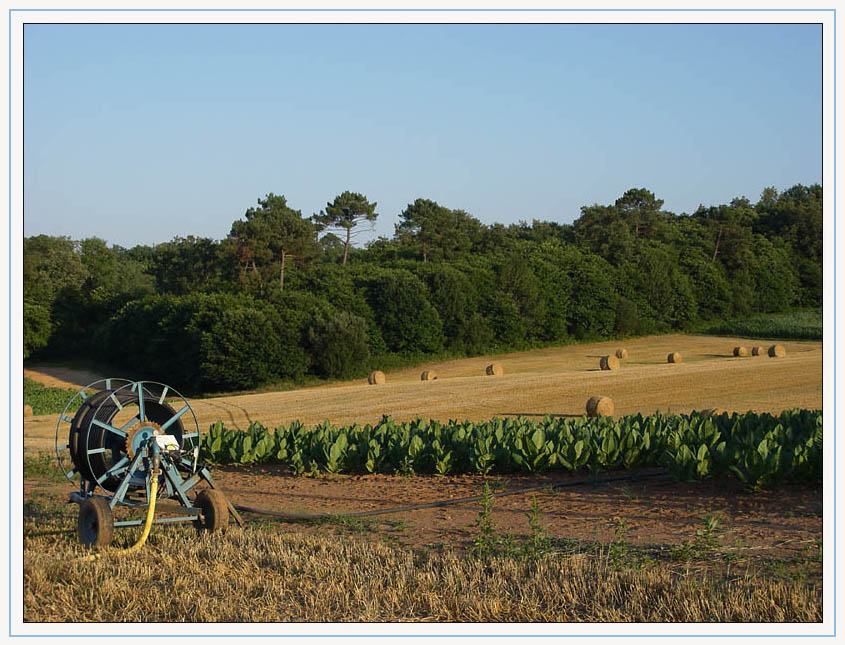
[23,23,822,248]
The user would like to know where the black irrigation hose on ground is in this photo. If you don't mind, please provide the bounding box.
[231,469,673,522]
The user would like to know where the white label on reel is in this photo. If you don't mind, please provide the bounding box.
[155,435,180,451]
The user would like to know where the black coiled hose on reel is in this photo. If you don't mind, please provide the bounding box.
[65,384,185,492]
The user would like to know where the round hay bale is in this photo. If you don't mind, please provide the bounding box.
[420,370,438,381]
[23,404,33,418]
[700,408,727,417]
[667,352,682,364]
[367,370,385,385]
[768,344,786,358]
[615,348,628,359]
[599,355,620,371]
[586,396,614,417]
[751,346,766,356]
[485,363,503,376]
[733,346,749,357]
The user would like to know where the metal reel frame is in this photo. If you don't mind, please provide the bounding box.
[55,379,242,544]
[54,378,134,488]
[56,380,200,493]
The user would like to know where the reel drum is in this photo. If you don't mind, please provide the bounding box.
[54,379,241,547]
[56,380,198,494]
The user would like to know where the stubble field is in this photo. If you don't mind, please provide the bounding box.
[22,333,824,623]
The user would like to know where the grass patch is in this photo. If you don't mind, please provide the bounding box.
[23,452,64,482]
[699,309,822,341]
[669,513,726,562]
[313,514,381,534]
[23,377,77,415]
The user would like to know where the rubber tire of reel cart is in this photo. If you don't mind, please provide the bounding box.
[78,497,114,548]
[194,490,229,533]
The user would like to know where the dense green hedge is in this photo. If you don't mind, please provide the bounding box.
[200,409,822,490]
[92,292,322,391]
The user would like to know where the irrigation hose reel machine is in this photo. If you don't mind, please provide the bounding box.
[54,379,243,548]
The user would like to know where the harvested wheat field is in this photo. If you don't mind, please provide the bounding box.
[23,517,821,622]
[22,332,825,623]
[22,334,822,453]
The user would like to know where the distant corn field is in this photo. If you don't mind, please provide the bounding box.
[701,309,822,341]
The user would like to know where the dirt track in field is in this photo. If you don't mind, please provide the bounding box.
[23,334,822,453]
[23,365,103,391]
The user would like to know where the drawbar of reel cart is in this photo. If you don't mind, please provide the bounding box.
[54,379,242,547]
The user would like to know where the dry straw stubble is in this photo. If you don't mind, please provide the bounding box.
[22,525,821,623]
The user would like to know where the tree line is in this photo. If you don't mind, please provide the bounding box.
[23,184,822,393]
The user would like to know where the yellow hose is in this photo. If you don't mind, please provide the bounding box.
[77,472,159,562]
[117,474,159,555]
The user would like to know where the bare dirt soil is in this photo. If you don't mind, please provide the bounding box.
[23,365,104,390]
[24,463,822,580]
[209,466,822,563]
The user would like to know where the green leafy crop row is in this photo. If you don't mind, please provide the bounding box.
[200,410,822,490]
[23,377,77,416]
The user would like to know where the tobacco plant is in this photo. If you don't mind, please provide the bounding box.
[200,409,822,489]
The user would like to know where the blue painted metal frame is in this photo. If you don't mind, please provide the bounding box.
[114,515,198,528]
[108,448,147,509]
[76,439,212,529]
[104,444,205,508]
[63,379,203,506]
[160,458,196,509]
[61,381,211,531]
